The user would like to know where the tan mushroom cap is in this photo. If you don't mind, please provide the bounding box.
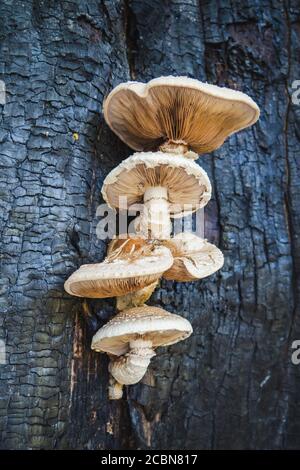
[64,245,173,298]
[91,305,193,356]
[103,75,260,154]
[102,151,212,216]
[163,233,224,281]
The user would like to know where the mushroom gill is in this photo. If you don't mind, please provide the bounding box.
[102,152,211,240]
[103,76,260,156]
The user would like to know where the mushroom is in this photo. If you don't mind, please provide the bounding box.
[91,305,193,398]
[163,232,224,281]
[64,242,173,298]
[103,76,260,158]
[107,236,162,309]
[64,75,258,399]
[102,151,211,239]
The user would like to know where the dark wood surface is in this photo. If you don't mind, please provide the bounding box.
[0,0,299,449]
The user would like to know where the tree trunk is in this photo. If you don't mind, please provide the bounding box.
[0,0,299,450]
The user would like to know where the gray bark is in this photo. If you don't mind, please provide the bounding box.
[0,0,300,450]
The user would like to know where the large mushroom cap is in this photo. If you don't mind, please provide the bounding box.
[163,233,224,281]
[103,76,260,154]
[91,305,193,355]
[64,245,173,298]
[102,151,211,216]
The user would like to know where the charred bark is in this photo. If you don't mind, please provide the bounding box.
[0,0,299,450]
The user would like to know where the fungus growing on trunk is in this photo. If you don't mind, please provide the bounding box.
[102,151,211,239]
[91,305,193,399]
[103,76,260,158]
[163,232,224,281]
[64,75,259,399]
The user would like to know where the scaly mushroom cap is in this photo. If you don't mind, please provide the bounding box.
[64,245,173,298]
[102,152,211,217]
[91,305,193,355]
[103,76,260,154]
[163,233,224,281]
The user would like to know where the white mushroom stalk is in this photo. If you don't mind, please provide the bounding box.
[158,139,198,160]
[135,186,172,239]
[109,339,156,386]
[108,376,124,400]
[116,280,159,311]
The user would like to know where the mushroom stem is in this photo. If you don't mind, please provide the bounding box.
[109,339,156,386]
[108,374,124,400]
[116,280,158,311]
[136,186,172,240]
[159,140,199,160]
[159,139,189,155]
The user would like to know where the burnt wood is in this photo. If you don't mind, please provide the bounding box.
[0,0,299,450]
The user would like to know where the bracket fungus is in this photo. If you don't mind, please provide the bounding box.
[103,76,260,158]
[91,306,193,399]
[102,151,211,239]
[64,75,259,399]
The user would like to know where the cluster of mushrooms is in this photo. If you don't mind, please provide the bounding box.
[65,77,260,399]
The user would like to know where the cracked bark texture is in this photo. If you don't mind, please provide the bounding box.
[0,0,299,450]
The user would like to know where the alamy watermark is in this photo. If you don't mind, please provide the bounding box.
[0,80,6,105]
[0,340,6,365]
[95,197,205,240]
[291,340,300,365]
[292,80,300,105]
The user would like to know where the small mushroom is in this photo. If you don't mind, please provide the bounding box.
[103,76,260,158]
[102,151,211,239]
[91,305,193,398]
[64,243,173,298]
[163,232,224,281]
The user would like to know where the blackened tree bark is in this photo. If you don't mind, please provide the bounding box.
[0,0,299,450]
